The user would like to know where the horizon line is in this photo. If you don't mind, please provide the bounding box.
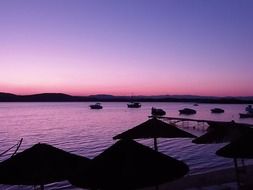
[1,91,253,98]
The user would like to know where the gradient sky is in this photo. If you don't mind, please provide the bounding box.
[0,0,253,96]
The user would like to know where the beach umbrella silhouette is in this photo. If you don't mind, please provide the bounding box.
[216,134,253,158]
[0,143,90,190]
[192,121,249,144]
[113,117,196,151]
[192,121,253,189]
[70,139,189,190]
[216,133,253,189]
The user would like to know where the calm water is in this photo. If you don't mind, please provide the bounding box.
[0,102,253,190]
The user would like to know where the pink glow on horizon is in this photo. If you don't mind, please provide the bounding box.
[1,50,253,96]
[1,81,253,97]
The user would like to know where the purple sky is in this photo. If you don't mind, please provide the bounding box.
[0,0,253,96]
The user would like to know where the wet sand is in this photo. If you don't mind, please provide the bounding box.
[141,165,253,190]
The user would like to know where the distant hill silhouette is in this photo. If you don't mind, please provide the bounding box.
[0,92,253,103]
[0,92,88,102]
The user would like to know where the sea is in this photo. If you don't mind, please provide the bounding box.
[0,102,252,190]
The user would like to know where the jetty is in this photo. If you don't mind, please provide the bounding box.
[149,116,253,131]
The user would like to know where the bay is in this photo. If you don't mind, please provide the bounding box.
[0,102,252,189]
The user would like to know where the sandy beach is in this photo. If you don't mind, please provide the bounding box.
[141,165,253,190]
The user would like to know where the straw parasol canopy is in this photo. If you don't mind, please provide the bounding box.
[216,132,253,189]
[216,133,253,159]
[0,143,90,189]
[113,117,196,151]
[70,139,189,190]
[192,121,253,189]
[192,121,251,144]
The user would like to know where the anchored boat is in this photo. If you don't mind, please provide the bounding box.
[127,102,141,108]
[89,103,103,109]
[179,108,196,115]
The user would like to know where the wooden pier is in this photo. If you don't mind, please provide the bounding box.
[149,116,253,131]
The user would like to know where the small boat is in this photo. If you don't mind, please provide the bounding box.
[211,108,224,113]
[179,108,196,115]
[151,107,166,116]
[239,113,253,118]
[89,103,103,109]
[245,105,253,114]
[193,104,199,106]
[127,102,141,108]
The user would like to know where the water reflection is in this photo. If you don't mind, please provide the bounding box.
[0,102,252,189]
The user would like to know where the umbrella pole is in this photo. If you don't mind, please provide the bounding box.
[153,138,159,190]
[233,158,240,189]
[154,138,158,151]
[153,138,160,190]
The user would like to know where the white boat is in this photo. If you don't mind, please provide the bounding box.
[239,113,253,118]
[179,108,196,115]
[245,105,253,114]
[151,107,166,116]
[211,108,224,113]
[89,103,103,109]
[127,102,141,108]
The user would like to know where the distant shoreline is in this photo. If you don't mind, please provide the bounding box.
[1,92,253,104]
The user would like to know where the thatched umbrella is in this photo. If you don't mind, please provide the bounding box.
[113,117,196,151]
[216,134,253,158]
[0,143,90,190]
[216,133,253,189]
[192,121,253,189]
[70,139,189,190]
[192,121,251,144]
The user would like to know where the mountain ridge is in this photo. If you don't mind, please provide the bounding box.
[0,92,253,103]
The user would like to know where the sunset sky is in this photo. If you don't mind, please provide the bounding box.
[0,0,253,96]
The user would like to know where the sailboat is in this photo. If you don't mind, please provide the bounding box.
[127,95,141,108]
